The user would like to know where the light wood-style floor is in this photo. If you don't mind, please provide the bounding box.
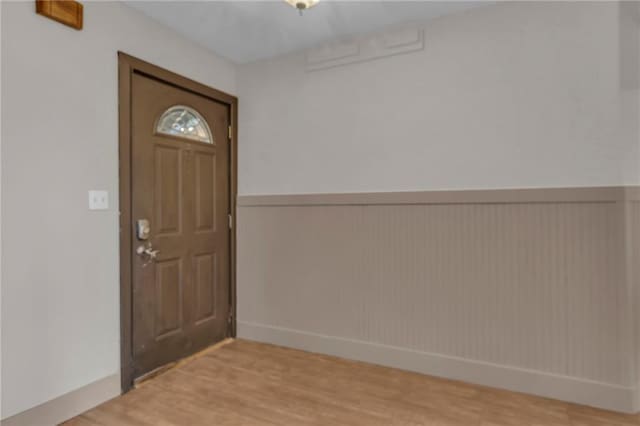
[65,339,640,426]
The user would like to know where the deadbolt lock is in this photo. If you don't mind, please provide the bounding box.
[136,219,150,240]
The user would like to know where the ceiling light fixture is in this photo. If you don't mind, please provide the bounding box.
[285,0,319,15]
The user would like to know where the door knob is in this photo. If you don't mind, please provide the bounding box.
[137,243,160,265]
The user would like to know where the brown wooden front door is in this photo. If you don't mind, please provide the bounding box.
[130,72,231,379]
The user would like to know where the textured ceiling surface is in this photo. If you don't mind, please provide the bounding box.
[124,1,487,63]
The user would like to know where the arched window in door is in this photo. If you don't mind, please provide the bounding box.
[156,105,213,144]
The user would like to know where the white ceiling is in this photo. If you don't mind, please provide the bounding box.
[124,1,487,64]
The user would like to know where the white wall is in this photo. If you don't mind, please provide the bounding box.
[0,0,3,420]
[620,1,640,188]
[238,1,632,195]
[236,0,640,414]
[0,1,235,419]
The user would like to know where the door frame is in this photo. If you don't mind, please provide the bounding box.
[117,52,238,393]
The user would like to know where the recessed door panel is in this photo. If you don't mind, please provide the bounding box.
[194,152,215,232]
[194,253,217,323]
[155,146,182,235]
[155,259,182,339]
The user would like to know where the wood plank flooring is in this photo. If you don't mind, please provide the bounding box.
[65,339,640,426]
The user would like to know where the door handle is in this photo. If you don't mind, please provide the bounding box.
[137,243,160,266]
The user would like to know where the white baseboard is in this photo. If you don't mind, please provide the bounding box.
[1,374,120,426]
[238,321,638,414]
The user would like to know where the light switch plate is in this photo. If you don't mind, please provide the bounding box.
[88,190,109,210]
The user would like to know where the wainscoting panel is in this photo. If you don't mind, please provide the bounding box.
[629,199,640,411]
[237,188,639,413]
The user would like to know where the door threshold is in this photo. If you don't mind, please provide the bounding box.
[134,338,235,388]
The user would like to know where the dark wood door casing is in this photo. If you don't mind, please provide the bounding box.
[119,53,238,392]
